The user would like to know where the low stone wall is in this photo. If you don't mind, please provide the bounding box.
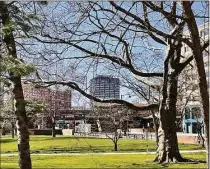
[177,135,199,144]
[129,128,154,134]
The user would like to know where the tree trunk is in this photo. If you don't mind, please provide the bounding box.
[155,72,186,163]
[151,110,159,149]
[0,2,32,169]
[11,122,15,138]
[13,78,32,169]
[114,140,118,151]
[113,132,118,151]
[155,110,184,163]
[182,2,209,167]
[52,116,56,138]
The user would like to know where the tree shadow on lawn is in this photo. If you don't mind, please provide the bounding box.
[37,146,157,153]
[34,146,111,153]
[160,158,206,168]
[119,148,156,152]
[30,136,108,141]
[108,161,163,168]
[0,138,17,143]
[30,143,158,154]
[179,143,205,150]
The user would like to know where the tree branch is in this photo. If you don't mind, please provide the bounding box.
[178,40,209,73]
[28,33,163,77]
[110,1,192,47]
[32,80,159,111]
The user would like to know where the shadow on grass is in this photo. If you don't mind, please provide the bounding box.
[0,138,16,143]
[178,159,206,164]
[30,136,108,141]
[31,146,157,154]
[34,146,111,153]
[119,148,156,152]
[115,161,163,168]
[158,158,206,168]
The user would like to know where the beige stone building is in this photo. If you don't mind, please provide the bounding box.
[180,23,209,134]
[181,22,209,106]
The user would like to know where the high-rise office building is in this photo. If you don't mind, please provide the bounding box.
[90,75,120,99]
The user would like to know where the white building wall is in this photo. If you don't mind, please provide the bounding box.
[181,22,209,106]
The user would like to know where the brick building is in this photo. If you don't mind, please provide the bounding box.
[22,83,71,114]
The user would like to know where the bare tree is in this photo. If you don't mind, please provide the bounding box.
[182,2,209,166]
[22,1,209,164]
[94,103,130,151]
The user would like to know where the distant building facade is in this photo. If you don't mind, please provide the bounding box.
[181,22,209,105]
[181,23,209,134]
[90,75,120,99]
[183,105,204,134]
[23,83,71,112]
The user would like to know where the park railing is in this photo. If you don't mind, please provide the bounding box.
[73,132,156,140]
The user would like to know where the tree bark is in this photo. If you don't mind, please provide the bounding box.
[114,140,118,151]
[14,78,32,169]
[113,131,118,151]
[155,72,186,163]
[0,2,32,169]
[151,110,159,149]
[52,116,56,138]
[182,2,209,167]
[155,34,189,163]
[11,122,15,138]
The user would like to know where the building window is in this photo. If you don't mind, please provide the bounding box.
[200,28,209,37]
[185,107,190,119]
[191,107,201,119]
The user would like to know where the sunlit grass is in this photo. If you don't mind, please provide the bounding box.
[1,153,206,168]
[1,135,205,154]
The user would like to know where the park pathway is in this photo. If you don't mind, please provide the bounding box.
[1,150,206,156]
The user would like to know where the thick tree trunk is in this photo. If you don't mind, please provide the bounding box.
[0,2,32,169]
[13,78,32,169]
[155,111,184,163]
[182,2,209,167]
[155,72,186,163]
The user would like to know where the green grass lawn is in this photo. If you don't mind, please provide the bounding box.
[1,153,206,168]
[1,135,205,154]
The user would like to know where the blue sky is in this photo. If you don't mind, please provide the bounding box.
[18,1,209,107]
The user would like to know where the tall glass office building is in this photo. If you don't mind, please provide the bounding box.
[90,75,120,99]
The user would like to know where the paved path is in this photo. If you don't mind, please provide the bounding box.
[1,150,206,156]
